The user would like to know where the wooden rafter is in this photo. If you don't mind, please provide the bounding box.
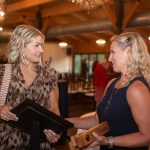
[6,0,56,12]
[69,13,88,21]
[123,0,141,28]
[131,27,149,37]
[41,18,51,34]
[41,2,83,18]
[56,36,77,45]
[68,35,87,43]
[21,16,34,26]
[102,3,117,30]
[81,33,100,39]
[4,15,25,24]
[92,33,109,39]
[9,10,37,17]
[50,15,77,25]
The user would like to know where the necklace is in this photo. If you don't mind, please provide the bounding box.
[104,80,125,114]
[104,88,119,114]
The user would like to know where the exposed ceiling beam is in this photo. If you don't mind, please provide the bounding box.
[50,15,77,24]
[22,16,34,26]
[67,35,87,43]
[85,9,105,19]
[123,0,141,28]
[4,15,35,24]
[96,30,114,36]
[115,0,124,33]
[41,2,84,18]
[9,10,37,17]
[128,27,150,37]
[102,3,117,30]
[6,0,56,12]
[41,18,51,34]
[81,33,100,39]
[56,36,77,45]
[140,0,150,10]
[46,18,113,38]
[92,32,110,40]
[4,15,25,24]
[69,13,88,21]
[1,11,150,43]
[46,11,150,38]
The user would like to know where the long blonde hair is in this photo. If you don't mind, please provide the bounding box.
[8,24,45,64]
[111,32,150,87]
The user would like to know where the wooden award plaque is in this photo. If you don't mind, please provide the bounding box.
[69,121,109,149]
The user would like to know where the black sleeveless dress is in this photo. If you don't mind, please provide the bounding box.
[97,77,149,150]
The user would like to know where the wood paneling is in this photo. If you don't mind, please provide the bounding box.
[1,0,150,52]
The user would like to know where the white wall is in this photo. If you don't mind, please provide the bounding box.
[0,42,72,73]
[43,42,72,73]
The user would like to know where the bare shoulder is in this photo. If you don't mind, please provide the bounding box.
[127,80,150,105]
[126,80,150,139]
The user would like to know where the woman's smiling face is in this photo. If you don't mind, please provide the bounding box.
[108,41,129,74]
[24,35,44,64]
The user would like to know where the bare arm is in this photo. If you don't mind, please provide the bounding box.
[91,80,150,148]
[0,105,18,121]
[67,112,99,130]
[113,81,150,147]
[67,79,116,130]
[44,84,61,143]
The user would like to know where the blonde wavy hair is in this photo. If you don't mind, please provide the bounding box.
[8,24,45,64]
[111,32,150,87]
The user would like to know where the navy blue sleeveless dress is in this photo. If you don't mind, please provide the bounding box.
[97,77,149,150]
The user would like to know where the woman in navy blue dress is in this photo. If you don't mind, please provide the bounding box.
[68,32,150,150]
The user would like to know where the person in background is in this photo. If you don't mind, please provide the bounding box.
[68,32,150,150]
[93,59,109,107]
[0,25,61,149]
[92,57,98,74]
[81,58,89,82]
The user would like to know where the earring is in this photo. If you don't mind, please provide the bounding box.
[21,53,26,64]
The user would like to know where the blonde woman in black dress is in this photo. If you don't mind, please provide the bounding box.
[68,32,150,150]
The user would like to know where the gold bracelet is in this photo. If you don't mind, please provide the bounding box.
[106,136,115,149]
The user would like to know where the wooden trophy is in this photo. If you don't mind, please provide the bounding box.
[69,121,109,150]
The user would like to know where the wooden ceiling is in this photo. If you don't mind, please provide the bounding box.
[1,0,150,52]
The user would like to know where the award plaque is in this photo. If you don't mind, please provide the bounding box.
[69,121,109,149]
[8,99,74,142]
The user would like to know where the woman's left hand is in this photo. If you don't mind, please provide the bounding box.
[88,132,107,148]
[44,129,61,143]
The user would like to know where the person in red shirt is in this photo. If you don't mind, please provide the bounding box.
[93,60,109,106]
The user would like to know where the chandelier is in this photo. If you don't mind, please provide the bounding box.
[69,0,109,11]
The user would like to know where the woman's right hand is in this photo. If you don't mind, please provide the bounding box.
[0,105,18,121]
[44,129,61,143]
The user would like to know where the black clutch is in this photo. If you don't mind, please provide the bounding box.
[8,99,74,141]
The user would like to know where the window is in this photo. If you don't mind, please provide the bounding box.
[74,53,106,78]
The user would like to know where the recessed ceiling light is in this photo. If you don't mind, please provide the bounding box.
[96,39,106,45]
[59,42,68,48]
[0,27,3,31]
